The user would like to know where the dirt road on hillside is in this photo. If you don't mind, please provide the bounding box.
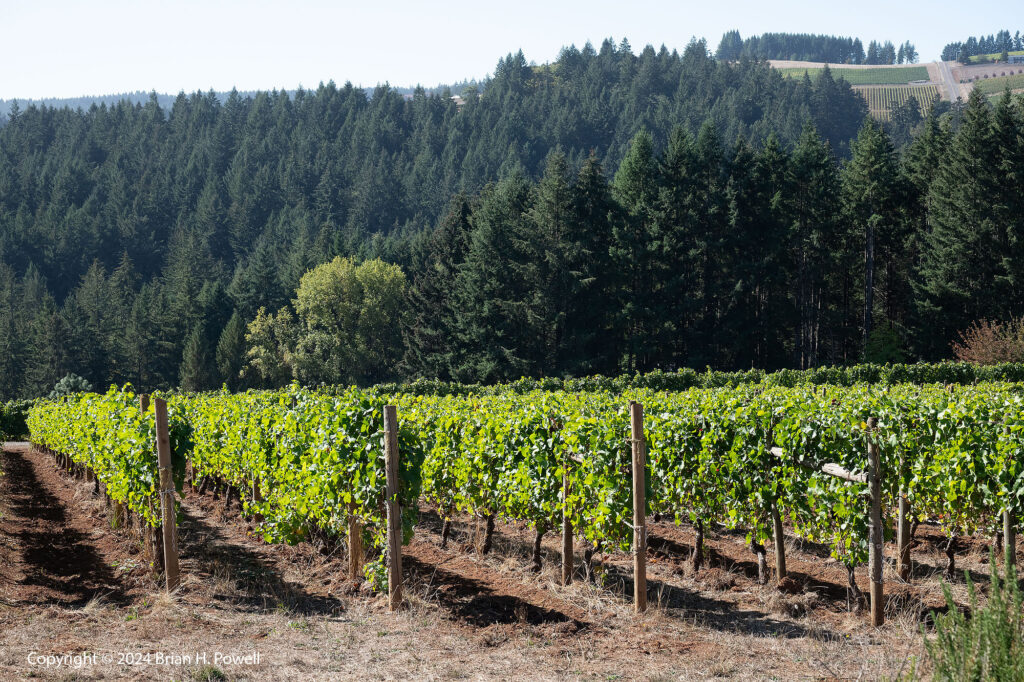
[934,60,961,101]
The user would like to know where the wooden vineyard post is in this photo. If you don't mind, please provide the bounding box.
[154,398,180,591]
[867,416,883,627]
[562,465,572,586]
[897,460,912,581]
[630,401,647,614]
[771,502,787,581]
[768,425,786,581]
[1004,510,1016,570]
[348,501,364,580]
[383,405,403,611]
[140,394,158,564]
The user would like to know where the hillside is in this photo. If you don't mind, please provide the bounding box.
[0,40,875,398]
[967,49,1024,64]
[770,61,945,119]
[0,39,1021,403]
[0,81,482,121]
[770,62,931,81]
[5,16,1024,682]
[953,62,1024,98]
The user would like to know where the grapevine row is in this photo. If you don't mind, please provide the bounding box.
[25,382,1024,600]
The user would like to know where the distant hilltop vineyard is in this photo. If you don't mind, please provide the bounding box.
[772,58,1024,118]
[770,61,945,119]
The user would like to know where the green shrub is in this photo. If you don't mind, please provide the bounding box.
[923,551,1024,680]
[48,373,93,399]
[0,399,33,441]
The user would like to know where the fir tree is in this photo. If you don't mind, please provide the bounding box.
[842,119,903,355]
[215,310,246,389]
[612,130,660,373]
[915,90,1007,358]
[789,124,846,366]
[568,153,618,375]
[452,173,535,382]
[401,196,473,380]
[180,324,214,391]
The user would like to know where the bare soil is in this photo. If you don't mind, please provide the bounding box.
[0,442,1010,680]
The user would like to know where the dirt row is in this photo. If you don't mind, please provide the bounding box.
[0,441,1005,679]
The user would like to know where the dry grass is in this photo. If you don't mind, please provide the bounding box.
[0,452,1007,680]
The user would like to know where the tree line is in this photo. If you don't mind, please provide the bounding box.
[0,80,484,121]
[716,31,917,65]
[942,29,1024,62]
[0,39,872,399]
[396,90,1023,383]
[1,41,1021,398]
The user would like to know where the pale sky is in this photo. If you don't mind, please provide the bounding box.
[1,0,1019,100]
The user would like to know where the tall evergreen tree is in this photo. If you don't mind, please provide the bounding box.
[721,136,791,368]
[611,130,661,373]
[914,90,1006,358]
[180,324,215,392]
[215,310,247,389]
[228,239,286,321]
[688,121,729,367]
[402,196,473,380]
[22,296,70,398]
[568,153,618,375]
[993,91,1024,302]
[63,261,115,388]
[842,119,903,356]
[655,126,700,368]
[453,173,536,382]
[788,124,846,366]
[523,149,578,376]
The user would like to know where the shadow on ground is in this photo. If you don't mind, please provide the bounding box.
[0,445,130,607]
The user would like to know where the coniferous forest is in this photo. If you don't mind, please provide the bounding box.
[941,28,1023,62]
[715,31,918,65]
[0,39,1022,399]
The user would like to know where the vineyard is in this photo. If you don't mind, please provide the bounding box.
[776,65,930,85]
[974,72,1024,95]
[23,381,1024,619]
[853,84,940,119]
[967,50,1024,64]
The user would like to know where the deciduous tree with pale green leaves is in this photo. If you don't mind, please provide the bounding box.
[246,257,408,387]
